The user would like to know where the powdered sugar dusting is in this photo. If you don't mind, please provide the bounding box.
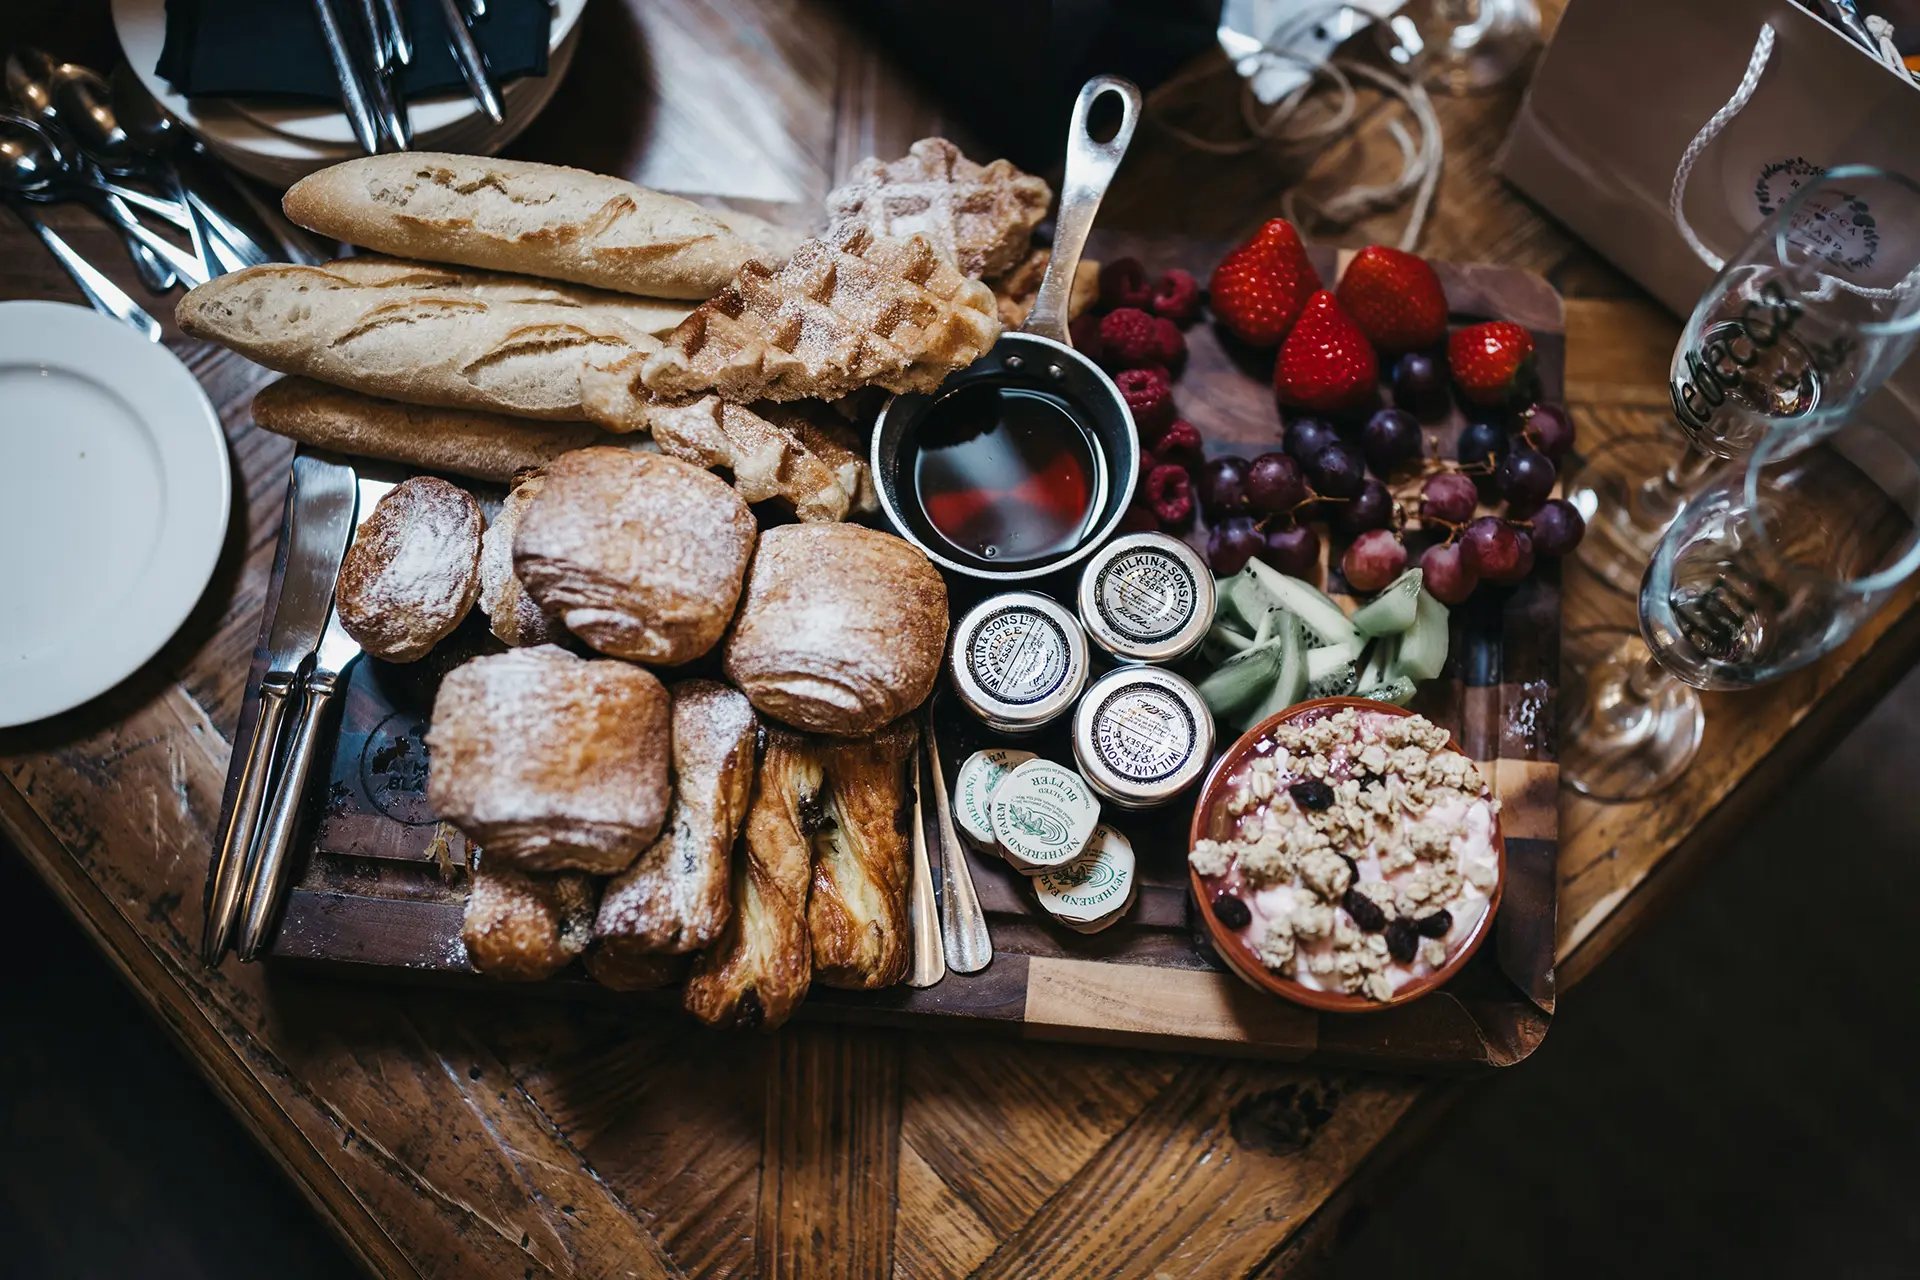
[336,476,482,662]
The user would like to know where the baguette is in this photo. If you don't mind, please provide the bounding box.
[177,259,661,422]
[252,378,608,485]
[282,154,796,300]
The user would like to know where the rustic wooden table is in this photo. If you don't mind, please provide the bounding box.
[5,2,1919,1276]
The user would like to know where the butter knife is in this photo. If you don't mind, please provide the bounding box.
[925,711,992,973]
[235,473,394,962]
[201,454,356,965]
[905,744,947,988]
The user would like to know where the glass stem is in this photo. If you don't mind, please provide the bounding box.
[1631,444,1717,531]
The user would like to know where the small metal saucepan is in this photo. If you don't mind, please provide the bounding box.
[871,75,1143,582]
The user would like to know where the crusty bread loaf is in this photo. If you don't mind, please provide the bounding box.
[512,448,756,665]
[588,681,757,989]
[723,524,948,736]
[462,854,598,981]
[809,720,918,989]
[176,259,660,421]
[312,255,696,334]
[282,154,796,300]
[427,645,671,874]
[335,477,483,662]
[477,471,563,647]
[253,378,608,483]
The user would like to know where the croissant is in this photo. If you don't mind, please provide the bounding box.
[808,720,919,989]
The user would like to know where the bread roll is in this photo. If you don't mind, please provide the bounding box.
[478,471,563,647]
[587,681,756,990]
[809,720,918,989]
[513,447,755,665]
[684,728,820,1029]
[462,855,598,982]
[282,154,795,300]
[427,646,670,874]
[253,378,608,483]
[335,476,483,662]
[176,259,659,421]
[723,524,947,736]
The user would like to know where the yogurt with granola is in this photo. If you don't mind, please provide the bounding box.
[1189,705,1501,1003]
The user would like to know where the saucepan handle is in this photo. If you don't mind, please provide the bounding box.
[1024,75,1141,344]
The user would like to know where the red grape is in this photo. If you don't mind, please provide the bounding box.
[1420,472,1478,526]
[1284,417,1339,466]
[1521,403,1576,462]
[1499,529,1536,583]
[1343,528,1407,592]
[1497,447,1557,516]
[1309,441,1365,499]
[1420,541,1479,604]
[1530,498,1585,556]
[1196,456,1251,519]
[1334,477,1394,535]
[1207,515,1265,575]
[1362,408,1424,476]
[1245,452,1308,515]
[1462,515,1522,581]
[1259,522,1321,578]
[1391,351,1450,421]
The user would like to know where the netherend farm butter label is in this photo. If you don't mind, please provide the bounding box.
[990,758,1099,873]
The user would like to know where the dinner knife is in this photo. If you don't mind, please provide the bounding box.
[235,473,393,962]
[436,0,505,124]
[311,0,381,153]
[925,711,993,973]
[201,454,356,965]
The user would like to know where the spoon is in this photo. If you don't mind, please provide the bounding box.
[5,52,174,292]
[0,126,159,338]
[0,114,207,286]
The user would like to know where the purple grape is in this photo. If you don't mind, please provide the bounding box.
[1343,529,1408,592]
[1521,403,1576,463]
[1420,541,1478,604]
[1283,417,1339,466]
[1501,529,1536,583]
[1361,408,1424,477]
[1529,498,1586,557]
[1334,477,1394,536]
[1496,447,1557,516]
[1456,418,1508,469]
[1308,440,1365,499]
[1245,452,1308,515]
[1259,522,1321,578]
[1207,515,1264,575]
[1196,456,1251,519]
[1462,516,1522,581]
[1420,471,1478,526]
[1392,351,1450,421]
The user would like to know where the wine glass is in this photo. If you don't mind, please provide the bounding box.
[1562,413,1920,801]
[1572,165,1920,594]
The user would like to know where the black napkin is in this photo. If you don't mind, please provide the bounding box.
[157,0,550,101]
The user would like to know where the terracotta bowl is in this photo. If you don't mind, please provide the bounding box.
[1186,696,1506,1013]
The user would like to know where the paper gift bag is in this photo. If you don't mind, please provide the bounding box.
[1498,0,1920,418]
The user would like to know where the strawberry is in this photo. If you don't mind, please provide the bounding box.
[1335,245,1448,353]
[1448,321,1536,406]
[1209,218,1321,346]
[1275,291,1379,413]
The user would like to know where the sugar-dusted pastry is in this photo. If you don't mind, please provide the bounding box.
[587,681,757,990]
[723,523,947,737]
[683,728,821,1030]
[637,396,876,523]
[634,224,1002,406]
[335,476,483,662]
[827,137,1052,280]
[512,447,756,665]
[427,645,670,874]
[808,719,918,989]
[461,852,598,981]
[477,470,562,647]
[989,247,1100,328]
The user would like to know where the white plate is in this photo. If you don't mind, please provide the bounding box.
[0,303,231,728]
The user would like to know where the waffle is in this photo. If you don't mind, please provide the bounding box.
[827,137,1051,280]
[644,395,877,523]
[989,247,1102,328]
[639,224,1003,404]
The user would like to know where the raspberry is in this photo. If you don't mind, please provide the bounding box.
[1098,307,1163,370]
[1150,269,1202,324]
[1152,419,1205,472]
[1152,316,1187,370]
[1117,499,1158,533]
[1069,312,1105,362]
[1097,256,1152,310]
[1145,463,1194,528]
[1114,366,1175,442]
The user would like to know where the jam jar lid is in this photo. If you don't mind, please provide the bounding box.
[1076,532,1215,664]
[1071,666,1215,809]
[950,591,1090,733]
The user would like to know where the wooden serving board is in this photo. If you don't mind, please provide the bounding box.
[229,236,1564,1069]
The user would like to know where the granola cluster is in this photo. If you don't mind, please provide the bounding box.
[1190,708,1499,1003]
